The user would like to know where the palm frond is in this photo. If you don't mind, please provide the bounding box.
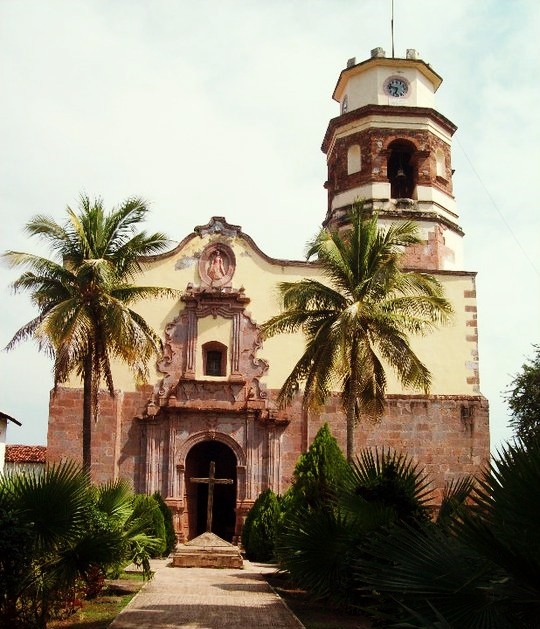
[95,479,135,523]
[357,524,512,629]
[436,476,475,528]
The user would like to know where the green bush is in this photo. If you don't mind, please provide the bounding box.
[274,424,355,601]
[284,423,349,514]
[153,492,177,555]
[0,506,34,628]
[277,442,436,609]
[242,488,280,562]
[132,494,167,557]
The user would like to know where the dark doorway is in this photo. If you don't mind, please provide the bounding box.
[185,440,237,541]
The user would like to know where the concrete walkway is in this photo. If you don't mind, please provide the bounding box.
[109,559,305,629]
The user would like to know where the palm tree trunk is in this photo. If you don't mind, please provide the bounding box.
[346,396,355,463]
[345,345,359,463]
[82,352,93,475]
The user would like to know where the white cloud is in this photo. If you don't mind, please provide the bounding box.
[1,0,539,450]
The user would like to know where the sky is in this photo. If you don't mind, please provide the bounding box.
[1,0,539,451]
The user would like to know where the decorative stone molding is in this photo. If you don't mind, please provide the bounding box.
[175,430,247,467]
[194,216,242,239]
[146,283,269,415]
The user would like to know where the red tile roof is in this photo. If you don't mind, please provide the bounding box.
[5,445,46,463]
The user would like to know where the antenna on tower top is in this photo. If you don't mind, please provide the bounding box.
[391,0,395,58]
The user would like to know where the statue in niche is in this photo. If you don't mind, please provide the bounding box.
[199,244,236,288]
[207,249,226,281]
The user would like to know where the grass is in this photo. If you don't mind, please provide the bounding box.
[47,573,146,629]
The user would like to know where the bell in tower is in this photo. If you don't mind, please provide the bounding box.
[321,47,462,272]
[387,141,415,200]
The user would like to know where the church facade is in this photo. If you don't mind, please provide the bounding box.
[47,48,490,544]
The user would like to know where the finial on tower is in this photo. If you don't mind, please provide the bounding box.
[391,0,395,57]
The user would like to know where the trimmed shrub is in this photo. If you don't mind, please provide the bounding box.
[285,423,349,513]
[242,488,280,562]
[132,494,167,557]
[153,492,177,555]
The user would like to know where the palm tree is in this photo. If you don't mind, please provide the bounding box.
[261,202,453,461]
[2,194,178,472]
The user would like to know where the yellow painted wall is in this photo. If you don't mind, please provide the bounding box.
[67,226,479,400]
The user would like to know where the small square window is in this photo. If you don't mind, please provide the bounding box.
[206,350,223,376]
[203,342,227,377]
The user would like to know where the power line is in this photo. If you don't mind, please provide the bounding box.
[456,137,540,279]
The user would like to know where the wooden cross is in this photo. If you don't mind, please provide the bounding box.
[190,461,234,533]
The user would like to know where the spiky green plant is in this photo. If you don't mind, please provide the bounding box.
[356,439,540,628]
[0,462,163,627]
[342,447,433,526]
[0,461,93,627]
[277,446,435,609]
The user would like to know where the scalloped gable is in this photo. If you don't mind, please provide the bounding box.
[142,216,313,268]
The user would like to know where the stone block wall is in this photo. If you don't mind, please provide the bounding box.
[48,385,489,507]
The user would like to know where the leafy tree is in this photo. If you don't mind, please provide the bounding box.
[2,195,178,472]
[242,488,280,562]
[261,201,453,461]
[506,344,540,444]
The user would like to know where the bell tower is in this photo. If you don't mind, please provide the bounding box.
[322,47,461,271]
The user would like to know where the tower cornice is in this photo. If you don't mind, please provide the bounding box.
[321,104,457,154]
[333,56,443,103]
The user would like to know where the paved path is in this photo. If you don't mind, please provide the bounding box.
[109,559,305,629]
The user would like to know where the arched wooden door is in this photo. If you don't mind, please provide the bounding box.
[185,440,237,542]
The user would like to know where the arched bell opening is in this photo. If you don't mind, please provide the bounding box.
[387,140,416,200]
[185,440,237,542]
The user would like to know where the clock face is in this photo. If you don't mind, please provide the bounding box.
[384,76,409,98]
